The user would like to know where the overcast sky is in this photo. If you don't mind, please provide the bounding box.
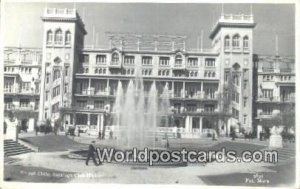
[3,2,295,56]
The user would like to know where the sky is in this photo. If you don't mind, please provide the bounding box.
[3,2,295,56]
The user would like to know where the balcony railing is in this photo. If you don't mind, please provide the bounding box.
[4,104,35,111]
[109,61,121,68]
[256,96,295,103]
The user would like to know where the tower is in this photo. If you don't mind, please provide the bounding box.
[209,13,256,132]
[39,8,87,125]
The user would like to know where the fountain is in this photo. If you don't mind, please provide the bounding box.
[114,66,171,149]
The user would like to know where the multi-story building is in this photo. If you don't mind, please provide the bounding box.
[4,8,263,138]
[3,47,42,132]
[35,8,255,138]
[253,54,295,135]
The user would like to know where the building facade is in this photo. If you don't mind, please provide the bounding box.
[253,54,295,136]
[3,47,42,132]
[7,8,291,138]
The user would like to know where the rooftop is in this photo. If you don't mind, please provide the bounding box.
[210,14,256,39]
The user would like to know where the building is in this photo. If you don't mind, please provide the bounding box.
[3,47,42,132]
[253,54,295,136]
[4,8,262,138]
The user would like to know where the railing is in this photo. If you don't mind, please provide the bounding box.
[262,67,275,72]
[44,8,76,17]
[4,104,35,111]
[211,14,254,32]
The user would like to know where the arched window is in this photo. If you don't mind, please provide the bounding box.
[112,52,119,63]
[103,69,106,74]
[65,31,71,45]
[95,69,98,74]
[47,30,53,44]
[175,55,183,65]
[53,70,61,81]
[224,35,230,49]
[55,29,63,45]
[232,34,240,48]
[212,72,216,77]
[243,36,249,49]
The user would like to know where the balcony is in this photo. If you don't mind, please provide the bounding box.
[75,88,111,97]
[173,63,185,70]
[256,96,280,103]
[4,104,35,111]
[262,67,275,73]
[109,61,121,68]
[172,91,219,101]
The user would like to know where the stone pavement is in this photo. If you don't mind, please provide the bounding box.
[7,150,277,184]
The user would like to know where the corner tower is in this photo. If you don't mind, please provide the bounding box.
[209,13,256,132]
[39,8,87,124]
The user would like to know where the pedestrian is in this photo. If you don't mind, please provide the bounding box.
[98,131,102,140]
[85,141,101,166]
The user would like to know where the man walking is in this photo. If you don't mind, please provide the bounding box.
[85,141,101,166]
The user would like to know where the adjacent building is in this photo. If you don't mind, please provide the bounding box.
[3,47,42,131]
[253,54,295,135]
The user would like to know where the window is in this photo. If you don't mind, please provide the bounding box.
[262,89,273,99]
[243,97,247,107]
[53,70,61,81]
[64,84,68,93]
[262,106,273,115]
[80,54,89,63]
[175,55,183,66]
[20,99,30,107]
[96,55,106,64]
[187,104,197,112]
[236,92,239,103]
[47,30,53,44]
[124,56,135,65]
[187,58,198,67]
[232,34,240,48]
[52,103,60,113]
[204,104,215,112]
[243,115,247,124]
[54,29,63,45]
[243,36,249,49]
[52,85,60,98]
[65,31,71,45]
[65,66,69,76]
[46,91,49,101]
[224,35,230,49]
[142,56,152,65]
[225,70,230,82]
[77,100,87,108]
[243,80,248,90]
[112,53,119,63]
[95,101,104,109]
[22,82,30,92]
[243,69,249,80]
[233,75,240,86]
[94,82,106,93]
[232,108,239,117]
[46,74,50,84]
[159,57,170,66]
[205,58,215,67]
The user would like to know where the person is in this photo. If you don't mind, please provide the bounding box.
[98,131,102,140]
[86,141,101,166]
